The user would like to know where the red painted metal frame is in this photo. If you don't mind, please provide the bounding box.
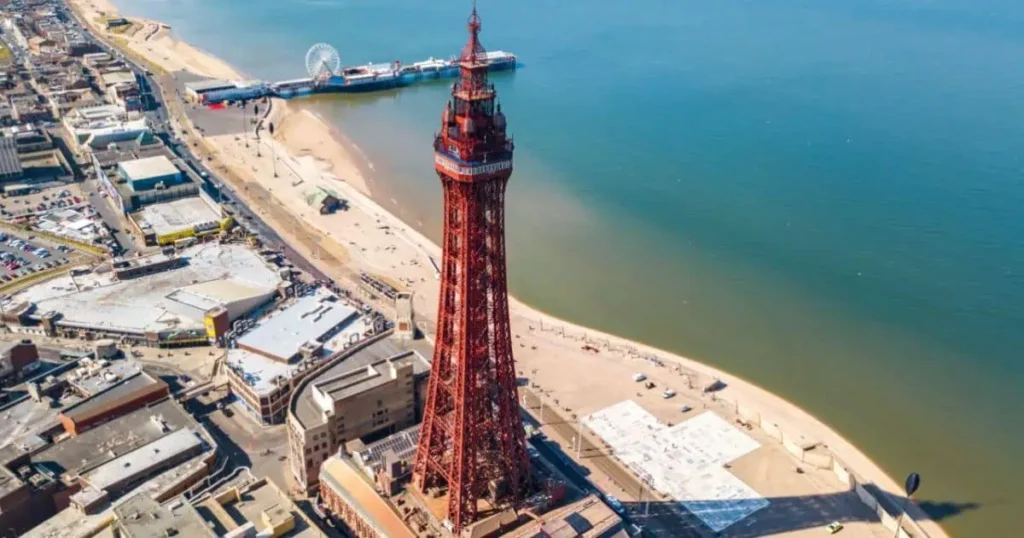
[412,4,528,532]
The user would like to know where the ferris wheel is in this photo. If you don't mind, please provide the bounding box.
[305,43,341,78]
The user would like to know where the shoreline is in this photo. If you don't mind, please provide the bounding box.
[69,1,949,536]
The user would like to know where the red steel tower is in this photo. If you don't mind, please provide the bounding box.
[413,3,528,532]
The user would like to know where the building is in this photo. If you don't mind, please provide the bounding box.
[0,339,39,387]
[0,135,23,183]
[62,103,150,154]
[91,140,199,212]
[502,495,627,538]
[111,491,215,538]
[118,155,182,191]
[184,78,236,102]
[0,396,216,535]
[286,335,432,493]
[194,477,324,538]
[56,365,169,436]
[10,243,282,347]
[130,195,231,246]
[413,5,528,531]
[225,289,370,425]
[319,456,416,538]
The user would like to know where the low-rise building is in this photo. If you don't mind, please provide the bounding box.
[184,78,236,102]
[286,335,432,493]
[194,477,324,538]
[0,395,216,535]
[62,103,150,154]
[319,456,415,538]
[95,149,202,212]
[9,243,282,347]
[0,135,23,183]
[226,289,372,425]
[130,195,231,246]
[0,339,39,387]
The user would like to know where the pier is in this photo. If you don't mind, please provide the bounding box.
[190,43,517,105]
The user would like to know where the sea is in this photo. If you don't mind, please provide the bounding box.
[114,0,1024,534]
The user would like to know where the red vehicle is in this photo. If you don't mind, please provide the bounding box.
[73,197,81,204]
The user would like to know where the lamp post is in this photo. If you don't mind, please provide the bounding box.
[253,103,261,157]
[241,99,249,148]
[269,122,278,178]
[575,417,584,460]
[894,472,921,538]
[637,470,653,517]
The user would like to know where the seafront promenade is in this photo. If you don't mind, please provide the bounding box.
[67,0,952,536]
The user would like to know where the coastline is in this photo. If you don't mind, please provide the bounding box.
[68,1,949,536]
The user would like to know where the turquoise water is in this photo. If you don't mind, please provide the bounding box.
[120,0,1024,534]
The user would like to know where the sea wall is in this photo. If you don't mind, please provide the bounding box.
[718,396,930,538]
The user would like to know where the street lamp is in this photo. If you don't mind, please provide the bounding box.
[637,470,653,517]
[253,103,261,157]
[269,122,278,178]
[241,99,249,148]
[894,472,921,538]
[575,417,584,460]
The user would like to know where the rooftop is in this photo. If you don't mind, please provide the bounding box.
[14,243,281,335]
[60,369,166,426]
[83,428,204,492]
[311,349,429,405]
[114,494,215,538]
[292,337,432,428]
[319,456,415,538]
[29,397,203,478]
[504,494,626,538]
[119,155,179,182]
[100,70,135,87]
[227,309,371,397]
[585,401,767,533]
[133,196,221,237]
[184,79,235,93]
[353,424,419,475]
[236,290,358,362]
[196,478,322,538]
[0,136,22,176]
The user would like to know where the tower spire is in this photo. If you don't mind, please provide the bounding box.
[461,0,485,63]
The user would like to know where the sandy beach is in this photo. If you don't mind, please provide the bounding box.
[69,1,949,536]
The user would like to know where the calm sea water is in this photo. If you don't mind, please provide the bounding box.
[119,0,1024,534]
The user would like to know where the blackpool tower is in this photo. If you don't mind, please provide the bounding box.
[412,3,529,532]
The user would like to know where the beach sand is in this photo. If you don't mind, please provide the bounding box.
[68,2,949,536]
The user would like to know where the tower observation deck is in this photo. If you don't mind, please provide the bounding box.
[413,2,528,533]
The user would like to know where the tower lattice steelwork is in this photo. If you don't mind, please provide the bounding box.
[412,3,528,532]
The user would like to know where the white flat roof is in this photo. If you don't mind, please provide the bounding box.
[586,401,768,533]
[228,303,369,396]
[14,244,280,334]
[119,155,179,182]
[236,290,358,361]
[84,428,202,492]
[134,197,220,237]
[101,71,135,86]
[185,79,234,93]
